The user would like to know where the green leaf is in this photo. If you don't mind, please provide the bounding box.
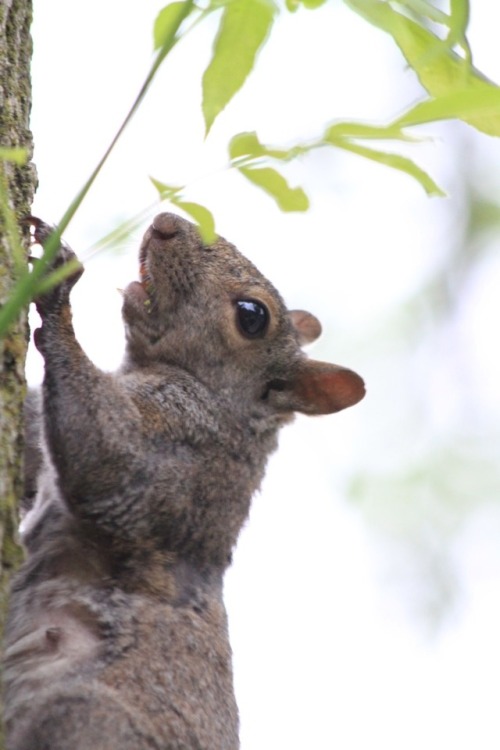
[34,257,83,296]
[397,0,448,26]
[326,85,500,141]
[149,177,216,243]
[153,2,189,50]
[239,166,309,211]
[229,130,300,161]
[335,139,445,197]
[344,0,499,136]
[299,0,328,7]
[286,0,327,8]
[171,199,216,244]
[149,176,183,199]
[324,120,411,142]
[85,208,155,259]
[447,0,470,55]
[394,88,500,133]
[202,0,277,134]
[0,147,28,165]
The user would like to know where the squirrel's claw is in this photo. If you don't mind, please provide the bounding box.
[23,215,57,247]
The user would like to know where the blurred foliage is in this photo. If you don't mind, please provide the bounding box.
[347,152,500,632]
[350,436,500,629]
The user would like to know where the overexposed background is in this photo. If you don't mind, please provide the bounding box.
[28,2,500,748]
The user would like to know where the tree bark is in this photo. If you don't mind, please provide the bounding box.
[0,0,36,741]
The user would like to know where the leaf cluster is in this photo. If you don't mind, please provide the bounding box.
[153,0,500,229]
[2,0,500,337]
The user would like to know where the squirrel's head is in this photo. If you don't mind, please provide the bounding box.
[122,213,365,418]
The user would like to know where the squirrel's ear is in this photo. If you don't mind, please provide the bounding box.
[267,360,365,415]
[288,310,322,346]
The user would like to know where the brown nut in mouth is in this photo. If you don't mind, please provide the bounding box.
[138,245,155,303]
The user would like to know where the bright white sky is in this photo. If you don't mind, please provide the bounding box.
[29,2,500,748]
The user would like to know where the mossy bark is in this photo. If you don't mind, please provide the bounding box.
[0,0,36,742]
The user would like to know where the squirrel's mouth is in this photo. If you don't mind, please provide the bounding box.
[123,215,183,318]
[139,244,155,301]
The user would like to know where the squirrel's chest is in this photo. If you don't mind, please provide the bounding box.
[96,597,239,747]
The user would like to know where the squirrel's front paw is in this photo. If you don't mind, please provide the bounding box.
[28,216,84,317]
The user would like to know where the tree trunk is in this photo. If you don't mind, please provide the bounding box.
[0,0,36,742]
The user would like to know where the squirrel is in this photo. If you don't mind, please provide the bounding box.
[4,213,365,750]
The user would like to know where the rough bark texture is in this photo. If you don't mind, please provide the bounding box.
[0,0,36,742]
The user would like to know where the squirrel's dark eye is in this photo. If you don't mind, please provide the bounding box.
[236,300,269,338]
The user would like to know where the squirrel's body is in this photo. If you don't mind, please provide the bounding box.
[4,214,364,749]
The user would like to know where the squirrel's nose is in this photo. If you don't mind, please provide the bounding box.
[151,213,179,239]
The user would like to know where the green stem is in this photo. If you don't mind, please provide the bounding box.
[0,0,195,338]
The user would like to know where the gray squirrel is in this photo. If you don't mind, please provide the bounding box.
[4,213,365,749]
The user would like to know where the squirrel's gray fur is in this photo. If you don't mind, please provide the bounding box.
[4,213,364,749]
